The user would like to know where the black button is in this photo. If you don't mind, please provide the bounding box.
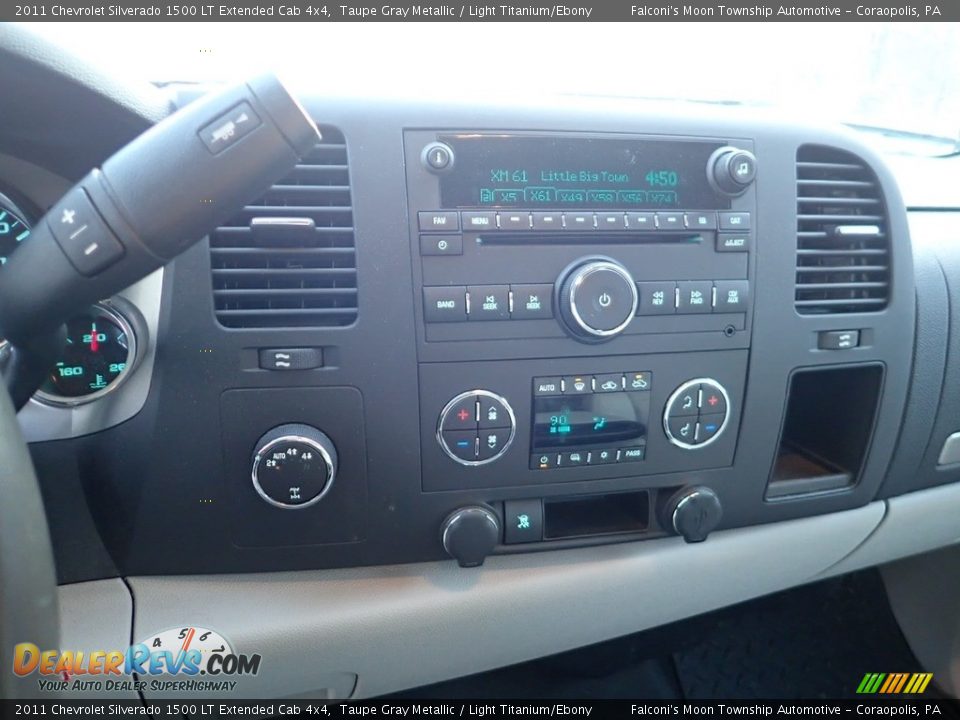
[478,396,511,429]
[424,143,452,170]
[626,212,655,230]
[656,212,684,230]
[670,385,700,417]
[498,212,531,230]
[564,212,595,230]
[531,453,559,470]
[697,414,725,443]
[504,499,543,544]
[619,446,646,462]
[677,281,713,314]
[626,371,652,392]
[596,212,626,230]
[571,266,636,332]
[462,212,497,231]
[668,416,697,444]
[49,188,125,276]
[593,373,624,393]
[510,284,553,319]
[700,384,727,415]
[685,212,717,230]
[533,377,563,396]
[726,151,757,185]
[478,428,510,460]
[714,281,750,313]
[560,450,588,466]
[818,330,861,350]
[255,440,328,506]
[199,102,261,154]
[442,430,477,461]
[423,286,466,322]
[258,348,323,371]
[420,234,462,256]
[563,375,591,394]
[636,281,676,315]
[468,285,509,320]
[719,212,751,230]
[590,448,618,465]
[717,233,751,252]
[418,211,459,232]
[532,212,563,230]
[442,396,477,431]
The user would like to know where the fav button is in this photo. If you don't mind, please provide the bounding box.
[418,211,460,232]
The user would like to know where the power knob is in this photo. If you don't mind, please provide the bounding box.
[708,146,757,195]
[251,424,337,509]
[662,486,723,543]
[556,258,638,342]
[441,506,500,568]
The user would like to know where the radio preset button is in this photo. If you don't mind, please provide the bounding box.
[532,212,563,230]
[719,212,751,230]
[717,233,751,252]
[564,212,595,230]
[677,281,713,314]
[533,377,563,396]
[656,212,684,230]
[498,212,531,230]
[462,211,497,231]
[420,234,463,256]
[467,285,509,320]
[593,373,625,393]
[423,286,467,322]
[510,284,553,320]
[636,281,677,315]
[418,211,459,232]
[596,212,626,230]
[626,212,655,230]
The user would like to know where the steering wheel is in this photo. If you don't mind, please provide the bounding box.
[0,25,319,698]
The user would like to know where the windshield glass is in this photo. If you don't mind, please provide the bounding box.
[24,22,960,148]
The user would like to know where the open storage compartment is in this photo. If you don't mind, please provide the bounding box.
[544,491,649,539]
[767,364,883,500]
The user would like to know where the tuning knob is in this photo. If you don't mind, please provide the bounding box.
[557,258,638,342]
[708,147,757,195]
[662,486,723,543]
[441,506,500,568]
[251,424,337,509]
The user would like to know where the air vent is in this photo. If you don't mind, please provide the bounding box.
[795,145,889,314]
[210,127,356,328]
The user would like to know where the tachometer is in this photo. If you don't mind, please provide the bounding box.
[0,191,31,267]
[35,303,138,406]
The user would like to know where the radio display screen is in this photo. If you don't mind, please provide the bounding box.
[439,134,730,210]
[532,392,650,451]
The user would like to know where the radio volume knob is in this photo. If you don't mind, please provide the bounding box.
[709,147,757,195]
[557,259,638,342]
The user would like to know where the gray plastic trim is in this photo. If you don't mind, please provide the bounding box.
[17,268,162,442]
[127,503,883,699]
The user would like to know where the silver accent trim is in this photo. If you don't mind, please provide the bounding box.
[251,434,336,510]
[834,224,881,238]
[567,261,638,338]
[663,378,731,450]
[672,491,705,534]
[250,217,315,228]
[437,389,517,467]
[33,302,139,408]
[441,506,500,557]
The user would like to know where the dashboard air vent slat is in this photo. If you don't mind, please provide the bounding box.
[795,145,890,315]
[209,126,357,329]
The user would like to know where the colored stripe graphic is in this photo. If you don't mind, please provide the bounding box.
[858,672,933,694]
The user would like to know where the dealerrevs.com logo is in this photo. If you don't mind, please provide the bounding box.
[13,626,261,693]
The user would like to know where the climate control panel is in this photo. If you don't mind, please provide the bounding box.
[437,390,517,466]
